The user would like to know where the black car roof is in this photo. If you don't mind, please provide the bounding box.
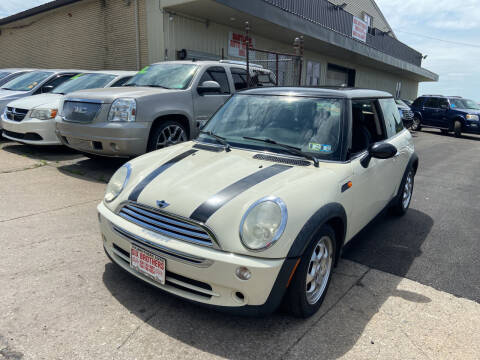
[240,87,393,99]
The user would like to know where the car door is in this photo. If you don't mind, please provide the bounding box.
[348,99,396,236]
[378,98,411,194]
[434,97,450,128]
[421,97,439,126]
[192,66,232,129]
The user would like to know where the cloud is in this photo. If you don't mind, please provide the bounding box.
[376,0,480,101]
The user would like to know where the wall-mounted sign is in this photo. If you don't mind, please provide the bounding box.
[352,16,368,42]
[228,32,255,59]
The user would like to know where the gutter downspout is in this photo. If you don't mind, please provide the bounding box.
[134,0,140,70]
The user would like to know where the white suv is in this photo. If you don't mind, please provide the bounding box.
[98,87,417,318]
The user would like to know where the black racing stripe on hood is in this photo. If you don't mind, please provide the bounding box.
[190,164,292,224]
[128,149,197,202]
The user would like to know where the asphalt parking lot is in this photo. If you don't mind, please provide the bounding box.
[1,130,479,360]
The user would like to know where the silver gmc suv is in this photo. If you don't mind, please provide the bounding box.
[55,60,274,157]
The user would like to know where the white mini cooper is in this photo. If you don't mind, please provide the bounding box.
[98,87,418,318]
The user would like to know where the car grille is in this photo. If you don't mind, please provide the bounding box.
[110,243,214,299]
[5,107,28,122]
[118,203,216,247]
[62,100,102,123]
[402,109,414,121]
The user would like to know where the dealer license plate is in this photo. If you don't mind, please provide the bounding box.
[130,244,166,285]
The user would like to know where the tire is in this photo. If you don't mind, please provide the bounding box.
[284,225,336,318]
[454,120,462,138]
[147,120,188,152]
[440,129,449,135]
[411,116,422,131]
[391,167,415,216]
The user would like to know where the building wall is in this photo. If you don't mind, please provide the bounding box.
[0,0,149,70]
[155,10,418,99]
[327,0,393,34]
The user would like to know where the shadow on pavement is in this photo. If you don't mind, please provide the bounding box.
[102,209,433,359]
[1,142,82,161]
[57,157,126,183]
[420,128,480,141]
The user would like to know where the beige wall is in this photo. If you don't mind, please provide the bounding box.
[0,0,149,70]
[155,10,418,99]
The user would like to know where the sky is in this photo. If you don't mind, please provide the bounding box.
[1,0,479,101]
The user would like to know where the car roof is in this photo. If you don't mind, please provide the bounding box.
[239,87,393,99]
[150,60,269,71]
[0,68,36,72]
[80,70,137,76]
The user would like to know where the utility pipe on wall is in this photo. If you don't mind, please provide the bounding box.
[134,0,140,70]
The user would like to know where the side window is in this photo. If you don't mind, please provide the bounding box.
[424,97,439,108]
[199,67,230,94]
[111,76,132,87]
[379,98,404,138]
[412,97,424,108]
[230,68,248,91]
[438,98,449,109]
[350,100,386,154]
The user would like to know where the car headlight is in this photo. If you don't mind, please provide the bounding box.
[30,108,58,120]
[466,114,479,121]
[108,98,136,122]
[104,163,132,203]
[239,196,287,251]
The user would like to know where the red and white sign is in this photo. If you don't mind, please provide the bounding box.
[130,244,166,285]
[228,31,255,59]
[352,16,368,42]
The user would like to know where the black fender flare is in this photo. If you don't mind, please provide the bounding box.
[413,111,423,121]
[287,202,347,264]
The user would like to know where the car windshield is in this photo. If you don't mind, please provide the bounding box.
[450,98,480,110]
[52,73,116,94]
[1,71,53,91]
[124,64,198,89]
[200,94,345,161]
[0,71,11,80]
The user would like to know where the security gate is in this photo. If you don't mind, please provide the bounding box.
[245,22,304,88]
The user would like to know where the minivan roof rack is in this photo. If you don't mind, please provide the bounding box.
[219,59,264,68]
[421,94,444,97]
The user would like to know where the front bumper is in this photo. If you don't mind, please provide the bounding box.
[56,120,150,157]
[98,202,294,315]
[1,114,61,145]
[464,121,480,134]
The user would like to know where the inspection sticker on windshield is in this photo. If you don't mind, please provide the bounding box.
[309,143,332,153]
[138,66,149,74]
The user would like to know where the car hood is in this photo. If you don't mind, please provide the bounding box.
[7,93,62,110]
[66,87,182,104]
[0,89,27,99]
[112,142,342,256]
[455,108,480,115]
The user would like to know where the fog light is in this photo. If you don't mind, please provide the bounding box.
[235,266,251,280]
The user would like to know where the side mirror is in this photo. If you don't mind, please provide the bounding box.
[197,81,221,95]
[41,85,54,93]
[360,142,398,168]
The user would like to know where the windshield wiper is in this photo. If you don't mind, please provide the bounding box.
[200,131,231,152]
[145,84,170,89]
[243,137,319,167]
[123,84,137,87]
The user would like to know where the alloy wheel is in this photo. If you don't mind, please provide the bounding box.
[305,236,333,305]
[156,125,187,149]
[402,171,414,209]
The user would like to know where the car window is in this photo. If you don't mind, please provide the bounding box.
[350,100,386,154]
[111,76,132,87]
[201,94,345,161]
[424,97,440,108]
[438,98,449,109]
[1,71,53,91]
[0,71,11,80]
[199,67,230,94]
[379,98,404,138]
[40,74,78,93]
[52,73,117,94]
[231,68,248,91]
[412,97,424,108]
